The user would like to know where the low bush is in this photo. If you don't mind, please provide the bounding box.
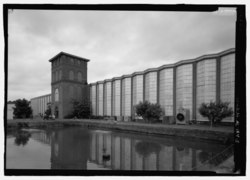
[134,101,163,123]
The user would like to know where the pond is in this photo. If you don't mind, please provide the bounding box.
[6,126,234,173]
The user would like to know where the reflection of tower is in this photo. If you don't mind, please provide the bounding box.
[49,52,89,119]
[50,128,90,169]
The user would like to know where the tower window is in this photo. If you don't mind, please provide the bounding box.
[55,71,58,81]
[52,72,55,82]
[55,89,59,102]
[59,70,62,80]
[77,72,82,82]
[69,70,74,80]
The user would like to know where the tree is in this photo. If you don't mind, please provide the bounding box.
[13,99,33,119]
[198,101,233,128]
[135,101,163,123]
[65,99,91,119]
[44,104,52,119]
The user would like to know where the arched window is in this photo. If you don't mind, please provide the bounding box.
[55,71,58,81]
[69,70,74,80]
[59,70,62,80]
[55,89,59,102]
[52,72,55,82]
[77,72,82,82]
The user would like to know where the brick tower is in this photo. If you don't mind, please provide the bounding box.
[49,52,89,119]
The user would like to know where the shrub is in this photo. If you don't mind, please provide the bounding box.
[198,101,233,128]
[65,99,91,119]
[134,101,163,123]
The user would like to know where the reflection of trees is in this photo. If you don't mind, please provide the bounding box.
[135,141,161,157]
[14,130,31,146]
[135,141,162,170]
[176,147,185,151]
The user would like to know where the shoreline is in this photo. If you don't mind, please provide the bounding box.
[6,119,234,144]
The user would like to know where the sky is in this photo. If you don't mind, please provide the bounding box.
[7,8,236,101]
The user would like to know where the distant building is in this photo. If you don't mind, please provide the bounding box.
[89,48,235,123]
[30,94,51,118]
[30,48,235,123]
[7,102,15,120]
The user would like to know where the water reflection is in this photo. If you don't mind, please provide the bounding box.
[14,130,31,146]
[7,127,234,172]
[50,128,90,169]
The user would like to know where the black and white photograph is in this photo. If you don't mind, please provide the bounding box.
[2,2,246,177]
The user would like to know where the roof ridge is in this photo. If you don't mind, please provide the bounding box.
[48,52,90,62]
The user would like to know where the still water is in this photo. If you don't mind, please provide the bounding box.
[6,127,234,172]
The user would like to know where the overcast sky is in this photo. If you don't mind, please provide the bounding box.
[7,8,236,101]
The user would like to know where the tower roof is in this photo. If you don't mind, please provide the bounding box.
[48,52,90,62]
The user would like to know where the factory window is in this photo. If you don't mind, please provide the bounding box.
[69,70,74,80]
[196,59,216,121]
[91,85,97,116]
[55,89,59,102]
[176,64,193,118]
[145,72,157,103]
[104,82,112,116]
[98,84,104,116]
[159,68,173,116]
[112,80,121,116]
[220,53,235,122]
[122,78,131,116]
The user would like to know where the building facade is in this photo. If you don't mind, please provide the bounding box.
[30,94,51,117]
[30,48,235,123]
[89,48,235,123]
[49,52,89,119]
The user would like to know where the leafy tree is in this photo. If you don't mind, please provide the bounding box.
[198,101,233,128]
[65,99,91,119]
[13,99,33,119]
[135,101,163,123]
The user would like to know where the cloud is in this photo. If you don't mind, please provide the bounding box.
[7,9,236,101]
